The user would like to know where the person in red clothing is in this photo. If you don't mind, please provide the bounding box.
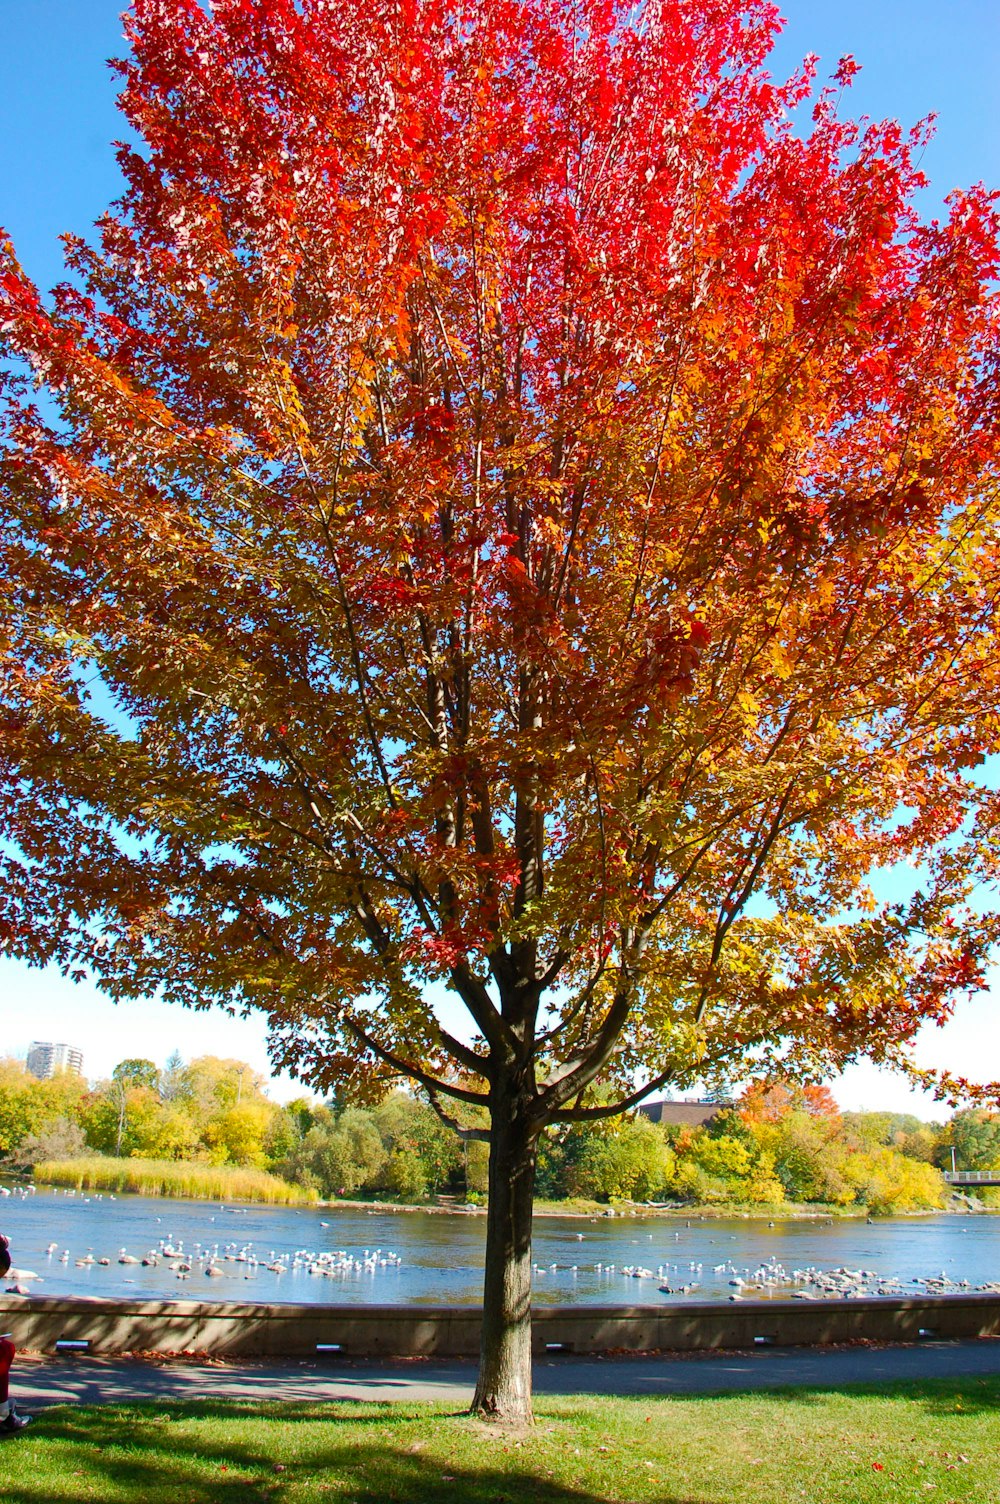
[0,1234,32,1433]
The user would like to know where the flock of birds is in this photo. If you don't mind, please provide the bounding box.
[29,1237,407,1285]
[5,1187,999,1302]
[5,1234,998,1303]
[613,1254,1000,1301]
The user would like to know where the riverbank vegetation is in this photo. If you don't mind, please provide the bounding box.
[30,1155,316,1205]
[3,1055,996,1213]
[3,1381,999,1503]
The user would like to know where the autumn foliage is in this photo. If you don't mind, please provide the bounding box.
[2,0,999,1419]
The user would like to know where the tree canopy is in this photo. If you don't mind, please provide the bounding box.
[2,0,999,1420]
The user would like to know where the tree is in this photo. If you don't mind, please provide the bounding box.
[14,1115,88,1167]
[750,1105,850,1204]
[113,1057,161,1092]
[375,1091,463,1195]
[938,1109,1000,1173]
[840,1144,945,1214]
[282,1105,388,1195]
[564,1114,673,1202]
[202,1100,273,1165]
[0,1058,55,1157]
[81,1079,163,1158]
[143,1101,201,1161]
[739,1080,842,1126]
[158,1050,188,1103]
[842,1110,941,1164]
[263,1104,303,1168]
[1,0,999,1423]
[182,1057,268,1113]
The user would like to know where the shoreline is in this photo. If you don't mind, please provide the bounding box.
[317,1195,993,1222]
[8,1173,993,1220]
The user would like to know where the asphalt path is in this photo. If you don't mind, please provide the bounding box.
[11,1338,1000,1409]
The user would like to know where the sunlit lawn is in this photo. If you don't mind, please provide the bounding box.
[3,1381,998,1503]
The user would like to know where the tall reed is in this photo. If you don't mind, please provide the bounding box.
[32,1156,317,1205]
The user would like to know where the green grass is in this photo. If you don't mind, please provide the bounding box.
[530,1198,903,1220]
[3,1381,998,1502]
[532,1196,611,1216]
[32,1156,317,1205]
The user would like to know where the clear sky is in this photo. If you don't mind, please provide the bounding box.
[0,1,998,1111]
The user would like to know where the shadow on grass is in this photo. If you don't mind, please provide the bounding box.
[3,1404,720,1504]
[6,1379,1000,1503]
[748,1374,1000,1418]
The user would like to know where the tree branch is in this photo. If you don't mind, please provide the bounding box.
[425,1087,491,1142]
[340,1012,490,1107]
[549,1066,679,1122]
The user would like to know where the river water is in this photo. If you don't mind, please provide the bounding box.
[1,1188,998,1306]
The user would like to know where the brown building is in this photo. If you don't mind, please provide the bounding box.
[637,1098,729,1128]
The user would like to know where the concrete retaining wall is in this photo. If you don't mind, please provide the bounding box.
[1,1292,999,1357]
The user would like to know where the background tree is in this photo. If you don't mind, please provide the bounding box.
[3,1044,951,1209]
[842,1110,941,1164]
[1,0,999,1421]
[263,1104,304,1167]
[81,1077,163,1158]
[937,1109,1000,1174]
[374,1091,463,1200]
[142,1100,202,1162]
[182,1057,269,1112]
[838,1142,945,1214]
[563,1114,674,1202]
[13,1115,87,1166]
[158,1050,188,1103]
[112,1058,161,1092]
[281,1104,388,1196]
[0,1057,86,1158]
[740,1081,842,1125]
[201,1100,273,1166]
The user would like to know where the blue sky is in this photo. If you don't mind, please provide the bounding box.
[0,1,998,1110]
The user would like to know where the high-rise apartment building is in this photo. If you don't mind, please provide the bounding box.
[25,1041,84,1080]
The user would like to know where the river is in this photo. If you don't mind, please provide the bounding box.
[1,1188,997,1306]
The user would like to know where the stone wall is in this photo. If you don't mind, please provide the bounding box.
[1,1292,998,1357]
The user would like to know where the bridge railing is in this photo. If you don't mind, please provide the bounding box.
[944,1170,1000,1185]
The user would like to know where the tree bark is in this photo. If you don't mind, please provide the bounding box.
[470,1080,537,1425]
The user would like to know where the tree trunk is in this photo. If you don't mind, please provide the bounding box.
[471,1082,537,1425]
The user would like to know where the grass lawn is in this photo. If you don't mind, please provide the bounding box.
[2,1380,998,1503]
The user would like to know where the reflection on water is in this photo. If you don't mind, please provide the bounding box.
[1,1188,998,1306]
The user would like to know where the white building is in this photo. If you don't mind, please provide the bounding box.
[26,1041,84,1080]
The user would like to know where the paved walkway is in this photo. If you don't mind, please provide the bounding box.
[13,1338,1000,1408]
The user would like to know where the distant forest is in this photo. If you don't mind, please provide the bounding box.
[3,1056,998,1213]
